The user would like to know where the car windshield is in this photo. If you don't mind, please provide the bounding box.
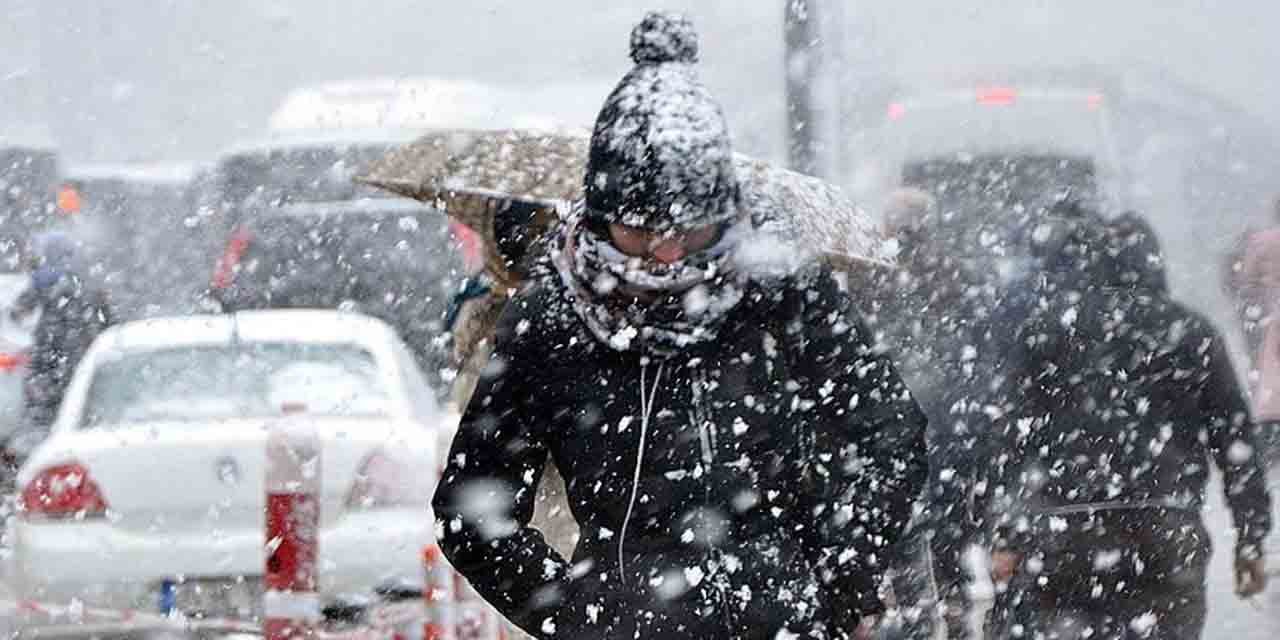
[80,342,390,427]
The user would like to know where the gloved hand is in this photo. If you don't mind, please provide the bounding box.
[1235,547,1267,598]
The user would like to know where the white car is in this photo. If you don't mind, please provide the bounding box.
[8,310,456,619]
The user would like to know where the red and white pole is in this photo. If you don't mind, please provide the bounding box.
[265,421,323,640]
[422,545,456,640]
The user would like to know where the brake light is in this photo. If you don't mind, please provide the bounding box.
[212,227,253,290]
[21,462,109,519]
[346,450,416,510]
[976,86,1017,106]
[1087,92,1104,111]
[0,351,30,373]
[886,102,906,121]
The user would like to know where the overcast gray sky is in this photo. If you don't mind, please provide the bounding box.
[2,1,1278,166]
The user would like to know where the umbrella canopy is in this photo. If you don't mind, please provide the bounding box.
[356,128,891,289]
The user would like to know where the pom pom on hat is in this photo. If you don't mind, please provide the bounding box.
[630,11,699,65]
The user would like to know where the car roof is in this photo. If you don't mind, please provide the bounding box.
[63,163,197,185]
[0,130,57,153]
[267,76,601,135]
[219,129,420,159]
[97,310,398,353]
[259,197,436,219]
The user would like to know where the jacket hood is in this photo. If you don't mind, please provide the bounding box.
[1031,209,1168,294]
[1099,212,1167,293]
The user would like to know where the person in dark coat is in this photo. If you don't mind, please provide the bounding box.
[431,12,929,640]
[980,213,1272,639]
[865,188,995,640]
[19,232,116,430]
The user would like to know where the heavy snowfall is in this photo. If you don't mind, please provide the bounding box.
[0,2,1278,639]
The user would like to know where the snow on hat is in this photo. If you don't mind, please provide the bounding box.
[583,11,740,233]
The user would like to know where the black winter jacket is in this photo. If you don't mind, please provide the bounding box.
[980,248,1272,555]
[433,268,928,639]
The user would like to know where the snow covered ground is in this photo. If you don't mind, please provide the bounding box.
[1199,469,1280,639]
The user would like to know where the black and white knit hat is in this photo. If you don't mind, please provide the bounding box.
[583,11,741,234]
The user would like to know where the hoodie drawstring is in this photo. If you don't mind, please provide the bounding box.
[619,360,664,576]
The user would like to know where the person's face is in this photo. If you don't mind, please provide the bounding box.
[606,222,724,265]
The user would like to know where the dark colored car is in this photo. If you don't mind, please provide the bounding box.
[209,197,463,399]
[853,85,1120,297]
[58,164,199,319]
[188,136,414,295]
[0,144,60,269]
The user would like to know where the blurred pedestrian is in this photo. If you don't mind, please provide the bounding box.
[981,213,1272,639]
[1223,223,1263,356]
[432,12,928,639]
[1229,197,1280,455]
[866,187,999,640]
[19,231,116,431]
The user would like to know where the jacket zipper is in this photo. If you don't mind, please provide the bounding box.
[691,365,738,635]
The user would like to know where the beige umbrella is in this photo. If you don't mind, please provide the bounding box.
[356,128,891,291]
[356,128,894,406]
[356,129,583,292]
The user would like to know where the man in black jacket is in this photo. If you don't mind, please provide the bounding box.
[868,188,1007,640]
[432,12,928,640]
[980,213,1272,639]
[1,232,115,488]
[20,232,115,430]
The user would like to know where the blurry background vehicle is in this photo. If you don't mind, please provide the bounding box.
[189,131,417,282]
[198,77,606,401]
[8,309,451,619]
[856,83,1121,280]
[208,197,462,401]
[862,84,1122,206]
[266,76,598,134]
[57,163,200,319]
[0,140,60,248]
[847,67,1280,360]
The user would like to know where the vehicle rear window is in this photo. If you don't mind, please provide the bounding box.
[249,208,447,272]
[228,206,458,309]
[80,342,389,427]
[217,144,393,209]
[903,154,1098,211]
[885,96,1110,163]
